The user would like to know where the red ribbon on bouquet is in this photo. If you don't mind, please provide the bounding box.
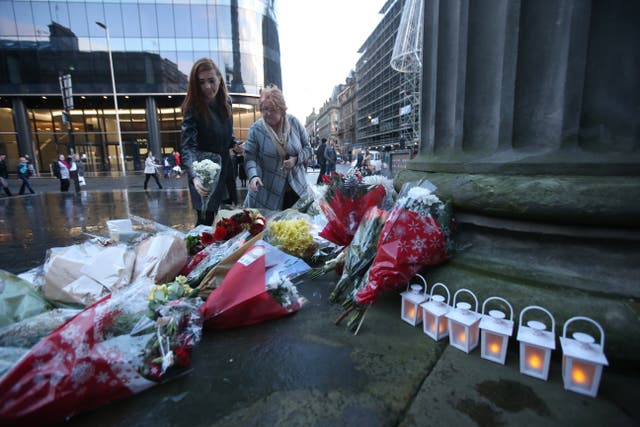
[200,244,297,329]
[355,209,448,305]
[319,184,387,247]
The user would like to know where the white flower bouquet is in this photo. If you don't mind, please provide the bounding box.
[192,153,222,219]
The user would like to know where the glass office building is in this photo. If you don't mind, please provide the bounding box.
[0,0,281,175]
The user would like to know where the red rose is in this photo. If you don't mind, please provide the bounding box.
[213,226,227,240]
[200,231,215,245]
[249,222,265,235]
[173,346,191,367]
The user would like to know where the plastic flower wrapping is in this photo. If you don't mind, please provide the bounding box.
[212,209,266,242]
[200,241,310,329]
[338,180,456,333]
[318,171,393,247]
[264,209,318,260]
[329,206,389,304]
[192,152,222,218]
[0,278,203,426]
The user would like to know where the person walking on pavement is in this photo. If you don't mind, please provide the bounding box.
[143,152,163,190]
[0,154,12,196]
[17,156,35,195]
[54,154,71,192]
[172,150,182,178]
[74,153,86,188]
[68,154,81,193]
[315,138,327,184]
[162,155,171,178]
[324,139,337,176]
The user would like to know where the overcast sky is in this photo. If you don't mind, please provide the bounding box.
[276,0,385,121]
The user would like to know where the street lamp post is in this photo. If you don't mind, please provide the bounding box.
[96,21,126,176]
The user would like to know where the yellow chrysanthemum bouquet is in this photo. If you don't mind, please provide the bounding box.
[265,210,318,259]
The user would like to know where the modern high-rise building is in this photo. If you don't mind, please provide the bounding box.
[0,0,281,175]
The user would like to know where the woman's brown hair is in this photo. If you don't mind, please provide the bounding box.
[181,58,232,120]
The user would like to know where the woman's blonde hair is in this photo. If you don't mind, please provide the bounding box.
[260,84,287,114]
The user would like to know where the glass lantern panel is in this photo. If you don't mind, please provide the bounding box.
[484,333,505,359]
[450,321,466,347]
[524,346,547,376]
[402,300,416,322]
[567,358,596,391]
[469,323,479,348]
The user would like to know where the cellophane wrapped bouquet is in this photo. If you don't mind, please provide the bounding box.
[200,240,310,329]
[328,206,389,304]
[212,209,266,242]
[338,180,455,333]
[318,172,392,247]
[0,277,203,426]
[264,209,318,261]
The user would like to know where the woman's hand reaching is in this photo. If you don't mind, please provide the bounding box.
[249,176,263,193]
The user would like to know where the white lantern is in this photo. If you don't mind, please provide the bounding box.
[517,306,556,380]
[445,288,482,353]
[421,282,451,341]
[560,316,608,397]
[400,274,428,326]
[479,296,514,365]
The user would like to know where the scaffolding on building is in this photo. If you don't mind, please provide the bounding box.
[390,0,423,151]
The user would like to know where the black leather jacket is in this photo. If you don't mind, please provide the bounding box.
[180,100,236,212]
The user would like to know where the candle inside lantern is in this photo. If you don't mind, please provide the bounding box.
[485,334,503,355]
[570,359,595,387]
[528,353,542,368]
[459,331,466,343]
[407,306,415,319]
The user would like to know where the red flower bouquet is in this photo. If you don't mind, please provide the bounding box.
[200,241,310,330]
[212,209,266,242]
[0,279,203,425]
[339,181,455,333]
[318,172,389,247]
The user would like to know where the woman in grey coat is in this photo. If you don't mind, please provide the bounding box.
[243,85,312,211]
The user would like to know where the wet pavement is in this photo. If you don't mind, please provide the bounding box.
[1,173,639,426]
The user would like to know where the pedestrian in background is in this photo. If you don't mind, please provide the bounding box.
[180,57,237,225]
[68,154,81,193]
[315,138,327,184]
[143,152,163,190]
[0,153,12,196]
[243,84,312,211]
[172,150,182,178]
[74,153,86,187]
[163,155,171,178]
[54,154,70,192]
[324,139,337,176]
[17,156,35,195]
[234,142,247,187]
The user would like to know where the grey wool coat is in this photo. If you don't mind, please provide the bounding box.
[243,115,313,211]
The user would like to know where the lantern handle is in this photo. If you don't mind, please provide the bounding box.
[452,288,478,313]
[562,316,605,351]
[429,282,450,305]
[518,305,555,335]
[481,296,514,321]
[405,273,428,295]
